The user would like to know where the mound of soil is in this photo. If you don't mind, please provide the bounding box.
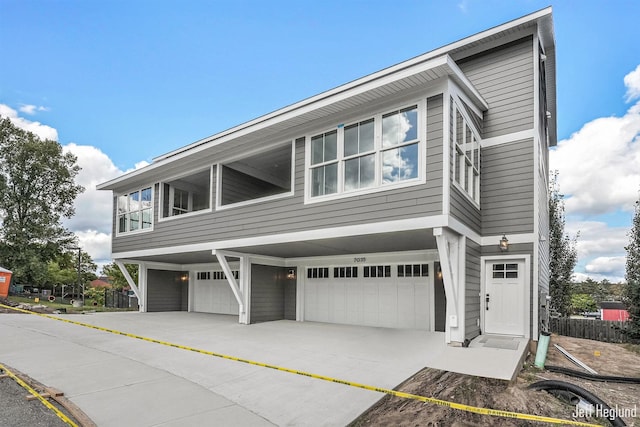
[351,335,640,426]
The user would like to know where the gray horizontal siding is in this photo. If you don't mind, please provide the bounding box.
[465,240,481,340]
[451,186,480,232]
[146,269,184,312]
[538,159,550,295]
[458,36,534,139]
[113,96,444,254]
[250,264,288,323]
[481,139,534,236]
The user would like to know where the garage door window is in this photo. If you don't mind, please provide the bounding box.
[197,272,211,280]
[398,264,429,277]
[307,267,330,279]
[212,271,240,280]
[363,265,391,278]
[334,266,358,278]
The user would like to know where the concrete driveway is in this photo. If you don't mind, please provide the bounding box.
[0,311,436,426]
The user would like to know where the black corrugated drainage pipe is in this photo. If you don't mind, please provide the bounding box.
[545,365,640,384]
[529,380,626,427]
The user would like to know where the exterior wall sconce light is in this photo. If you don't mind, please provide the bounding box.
[287,268,296,280]
[499,234,509,251]
[436,265,443,280]
[181,273,189,282]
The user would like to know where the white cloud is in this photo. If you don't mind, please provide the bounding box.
[0,104,58,141]
[573,255,626,283]
[565,221,629,261]
[0,104,139,268]
[19,104,49,115]
[624,64,640,102]
[565,220,629,282]
[550,67,640,216]
[62,143,123,235]
[585,256,626,275]
[75,229,113,274]
[549,66,640,282]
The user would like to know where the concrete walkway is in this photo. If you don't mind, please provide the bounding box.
[0,312,436,426]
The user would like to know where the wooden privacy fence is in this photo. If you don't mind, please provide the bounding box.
[550,317,631,343]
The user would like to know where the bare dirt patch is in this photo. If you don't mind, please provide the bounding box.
[351,335,640,426]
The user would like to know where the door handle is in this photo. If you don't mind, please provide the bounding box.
[485,293,490,310]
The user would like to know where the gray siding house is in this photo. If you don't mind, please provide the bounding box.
[98,8,555,346]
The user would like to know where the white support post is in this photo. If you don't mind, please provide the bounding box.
[434,228,466,344]
[215,251,247,324]
[115,260,145,312]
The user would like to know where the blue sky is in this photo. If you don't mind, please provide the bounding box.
[1,1,639,281]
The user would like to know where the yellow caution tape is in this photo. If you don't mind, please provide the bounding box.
[0,304,601,426]
[0,362,79,427]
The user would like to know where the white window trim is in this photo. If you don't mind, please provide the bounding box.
[304,99,427,204]
[450,90,482,209]
[115,186,155,236]
[158,166,214,223]
[215,141,296,211]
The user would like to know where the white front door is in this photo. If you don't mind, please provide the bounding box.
[484,259,525,336]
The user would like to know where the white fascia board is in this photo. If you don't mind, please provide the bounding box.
[110,216,448,261]
[111,242,216,260]
[481,129,535,148]
[446,58,488,113]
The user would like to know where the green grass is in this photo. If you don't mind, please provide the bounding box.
[7,295,137,313]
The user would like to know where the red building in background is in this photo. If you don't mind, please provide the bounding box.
[600,301,630,322]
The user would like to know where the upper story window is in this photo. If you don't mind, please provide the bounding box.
[452,99,480,204]
[307,102,424,201]
[117,187,153,234]
[310,131,338,196]
[160,168,212,219]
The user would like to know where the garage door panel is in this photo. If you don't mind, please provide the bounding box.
[346,284,363,324]
[194,279,239,315]
[331,283,347,324]
[362,283,379,326]
[378,285,398,328]
[304,262,430,330]
[397,283,416,328]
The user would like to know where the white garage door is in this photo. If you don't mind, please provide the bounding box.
[193,271,239,315]
[304,264,429,329]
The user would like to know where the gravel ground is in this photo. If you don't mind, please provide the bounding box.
[0,374,70,427]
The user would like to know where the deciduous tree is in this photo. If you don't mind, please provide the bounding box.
[549,172,578,317]
[0,117,84,283]
[624,195,640,339]
[101,262,139,291]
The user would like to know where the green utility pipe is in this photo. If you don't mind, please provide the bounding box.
[534,331,552,369]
